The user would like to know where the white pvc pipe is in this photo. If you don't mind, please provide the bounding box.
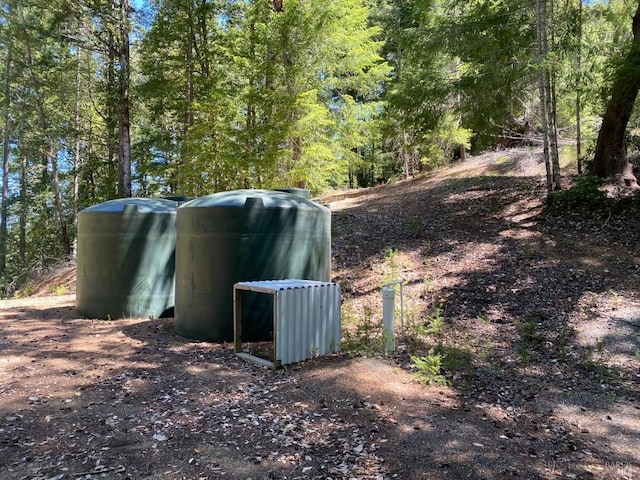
[383,280,404,337]
[382,287,396,353]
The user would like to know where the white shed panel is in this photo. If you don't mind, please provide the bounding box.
[234,280,341,368]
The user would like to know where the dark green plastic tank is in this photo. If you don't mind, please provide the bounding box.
[76,198,179,319]
[274,188,310,199]
[174,189,331,342]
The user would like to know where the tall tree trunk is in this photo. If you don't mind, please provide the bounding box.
[51,153,71,256]
[590,1,640,188]
[73,47,82,256]
[546,0,561,190]
[536,0,553,196]
[1,40,12,276]
[186,0,195,129]
[33,81,71,257]
[196,0,210,77]
[576,0,583,174]
[107,27,117,198]
[19,155,26,269]
[402,129,410,180]
[117,0,132,197]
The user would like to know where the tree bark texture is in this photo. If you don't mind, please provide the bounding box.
[1,40,12,276]
[576,0,583,174]
[51,154,71,256]
[118,0,132,197]
[536,0,553,195]
[590,1,640,187]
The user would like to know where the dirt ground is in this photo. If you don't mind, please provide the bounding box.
[1,147,639,480]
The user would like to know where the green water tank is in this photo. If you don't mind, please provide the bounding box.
[174,189,331,342]
[76,198,179,319]
[274,188,310,199]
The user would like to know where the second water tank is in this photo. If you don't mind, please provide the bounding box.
[76,198,179,319]
[174,190,331,342]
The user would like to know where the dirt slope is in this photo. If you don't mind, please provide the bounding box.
[1,147,639,480]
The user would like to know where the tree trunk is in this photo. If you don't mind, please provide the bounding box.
[536,0,553,195]
[546,0,561,190]
[402,129,410,180]
[117,0,132,197]
[186,0,195,129]
[576,0,583,174]
[590,1,640,188]
[107,28,117,198]
[73,47,82,256]
[51,153,71,256]
[1,40,12,276]
[19,155,26,269]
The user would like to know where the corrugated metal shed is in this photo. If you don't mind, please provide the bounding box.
[233,280,341,369]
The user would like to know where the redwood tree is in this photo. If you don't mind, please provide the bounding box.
[590,1,640,188]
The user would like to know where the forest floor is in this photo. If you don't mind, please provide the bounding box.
[1,146,640,480]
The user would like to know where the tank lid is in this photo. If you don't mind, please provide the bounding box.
[80,198,179,214]
[180,189,324,209]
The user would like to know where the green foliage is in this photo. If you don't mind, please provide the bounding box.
[520,320,543,346]
[424,307,447,339]
[411,350,449,386]
[13,280,36,299]
[135,0,390,195]
[551,175,612,210]
[341,298,382,356]
[436,344,473,377]
[404,302,447,355]
[1,0,638,294]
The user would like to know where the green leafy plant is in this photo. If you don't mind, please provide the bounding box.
[411,349,449,386]
[436,344,473,377]
[14,280,36,298]
[403,304,424,355]
[49,284,68,296]
[342,301,382,356]
[424,306,447,339]
[551,175,611,210]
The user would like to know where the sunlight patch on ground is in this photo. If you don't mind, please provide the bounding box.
[573,299,640,366]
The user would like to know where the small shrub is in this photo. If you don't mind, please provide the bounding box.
[551,175,611,210]
[411,349,449,386]
[49,284,68,296]
[14,280,36,298]
[341,301,382,356]
[436,344,473,377]
[424,306,446,338]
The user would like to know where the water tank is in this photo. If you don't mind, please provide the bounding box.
[274,188,310,199]
[76,198,179,319]
[175,189,331,342]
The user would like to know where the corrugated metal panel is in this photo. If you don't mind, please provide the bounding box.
[234,280,341,367]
